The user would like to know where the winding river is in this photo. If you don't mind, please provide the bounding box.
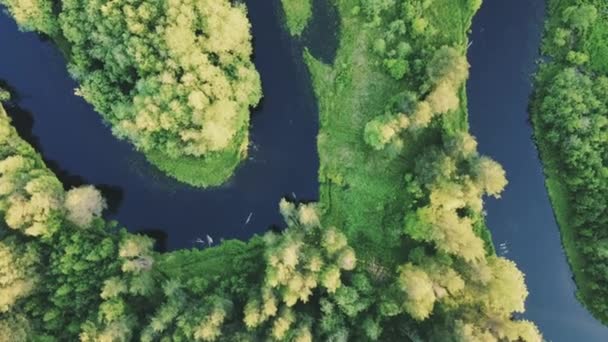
[0,0,320,251]
[1,0,608,340]
[467,0,608,340]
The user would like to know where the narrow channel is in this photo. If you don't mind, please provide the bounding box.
[0,0,320,250]
[467,0,608,340]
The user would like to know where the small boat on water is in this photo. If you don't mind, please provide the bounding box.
[498,241,509,255]
[245,212,253,225]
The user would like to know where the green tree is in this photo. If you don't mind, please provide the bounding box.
[0,237,39,313]
[0,88,10,102]
[562,4,598,31]
[64,185,107,228]
[0,313,31,342]
[0,0,58,35]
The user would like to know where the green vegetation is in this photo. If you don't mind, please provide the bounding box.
[1,0,262,187]
[280,0,313,36]
[0,0,57,35]
[304,0,538,339]
[0,87,10,102]
[0,0,543,340]
[531,0,608,323]
[0,103,146,339]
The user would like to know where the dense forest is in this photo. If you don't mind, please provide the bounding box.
[0,0,262,187]
[0,0,544,340]
[531,0,608,323]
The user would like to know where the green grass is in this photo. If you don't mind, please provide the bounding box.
[280,0,313,37]
[144,125,250,187]
[305,0,482,267]
[426,0,476,46]
[157,238,265,294]
[146,138,247,187]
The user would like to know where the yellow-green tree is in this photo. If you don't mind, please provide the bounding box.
[0,0,58,35]
[0,237,39,313]
[64,185,107,228]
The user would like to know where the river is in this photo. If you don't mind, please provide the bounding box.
[467,0,608,341]
[0,0,319,250]
[2,0,608,340]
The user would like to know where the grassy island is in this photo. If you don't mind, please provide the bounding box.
[531,0,608,324]
[0,0,543,340]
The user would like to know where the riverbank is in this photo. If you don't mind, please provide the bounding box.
[534,128,592,306]
[145,136,247,187]
[530,0,608,323]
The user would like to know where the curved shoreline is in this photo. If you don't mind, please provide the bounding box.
[467,0,608,339]
[529,0,608,325]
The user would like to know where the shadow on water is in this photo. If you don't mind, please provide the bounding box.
[0,0,327,250]
[96,185,124,215]
[136,229,168,253]
[2,99,126,214]
[304,0,340,64]
[269,0,339,65]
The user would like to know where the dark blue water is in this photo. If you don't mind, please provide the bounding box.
[467,1,608,341]
[0,0,319,250]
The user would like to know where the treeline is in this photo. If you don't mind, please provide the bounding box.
[0,0,262,186]
[0,102,161,340]
[0,102,376,340]
[532,0,608,322]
